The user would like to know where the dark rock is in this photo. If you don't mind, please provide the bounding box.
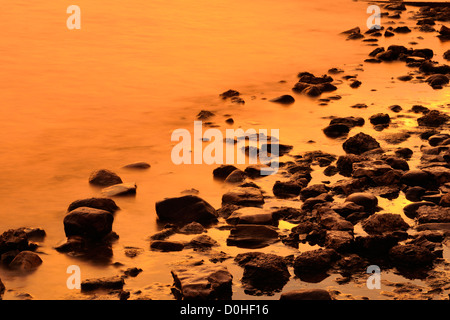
[345,192,378,214]
[123,267,143,278]
[300,184,329,201]
[67,198,119,213]
[122,162,151,170]
[317,207,354,231]
[235,252,290,293]
[341,27,360,35]
[369,47,385,57]
[362,213,409,235]
[426,74,449,88]
[302,193,333,211]
[81,276,125,292]
[416,206,450,224]
[349,80,362,88]
[384,30,394,37]
[224,169,247,184]
[389,244,435,268]
[350,103,368,109]
[227,224,279,249]
[0,278,4,299]
[439,193,450,207]
[220,89,240,99]
[179,222,205,234]
[101,183,136,197]
[343,133,381,155]
[280,289,332,300]
[293,248,339,273]
[336,154,366,176]
[150,240,184,252]
[273,180,302,198]
[188,235,219,249]
[444,50,450,61]
[222,187,264,207]
[403,201,436,219]
[330,116,365,128]
[213,165,238,180]
[156,195,218,225]
[418,110,450,127]
[395,147,413,159]
[196,110,215,120]
[64,207,114,240]
[323,124,350,138]
[88,169,123,187]
[171,265,233,300]
[9,251,42,271]
[269,95,295,104]
[393,26,411,33]
[354,233,403,258]
[324,230,354,252]
[400,170,436,189]
[389,105,402,113]
[149,227,176,240]
[404,186,426,202]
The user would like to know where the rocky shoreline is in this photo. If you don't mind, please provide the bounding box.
[1,1,450,300]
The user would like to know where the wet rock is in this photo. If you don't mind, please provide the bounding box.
[226,207,277,226]
[272,180,303,198]
[426,74,449,89]
[343,133,381,155]
[55,236,114,261]
[349,80,362,88]
[123,246,144,258]
[224,169,247,183]
[423,166,450,184]
[122,162,151,170]
[345,192,378,214]
[213,165,238,180]
[439,193,450,207]
[149,227,176,240]
[0,278,4,299]
[350,103,368,109]
[362,213,409,235]
[244,164,275,178]
[196,110,215,120]
[354,232,404,258]
[235,252,290,293]
[384,30,394,37]
[325,230,354,252]
[395,147,413,159]
[227,224,279,249]
[302,193,333,211]
[293,248,339,274]
[64,207,114,240]
[222,187,264,207]
[416,223,450,237]
[330,116,365,128]
[179,222,205,234]
[187,235,219,249]
[403,201,436,219]
[269,95,295,104]
[416,206,450,224]
[171,264,233,300]
[404,186,426,202]
[331,177,369,196]
[336,154,365,176]
[81,276,125,292]
[400,170,436,189]
[389,244,435,268]
[438,25,450,41]
[67,198,119,213]
[156,195,218,225]
[418,110,450,127]
[220,89,240,99]
[389,105,402,113]
[428,134,450,147]
[300,184,330,201]
[393,26,411,33]
[341,27,360,35]
[444,50,450,61]
[88,169,123,187]
[150,240,184,252]
[101,183,137,197]
[317,207,354,231]
[324,165,339,177]
[9,251,42,271]
[280,289,332,300]
[323,124,350,138]
[370,113,390,125]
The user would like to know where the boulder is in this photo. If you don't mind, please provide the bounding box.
[150,240,184,252]
[227,224,279,249]
[324,230,354,252]
[9,251,42,271]
[269,95,295,104]
[171,265,233,300]
[81,276,125,292]
[64,207,114,240]
[221,187,264,207]
[345,192,378,213]
[300,184,330,201]
[280,289,332,300]
[417,110,450,127]
[403,201,436,219]
[416,206,450,224]
[213,165,239,180]
[0,229,33,256]
[88,169,123,187]
[101,183,137,197]
[67,198,119,213]
[317,207,354,231]
[293,248,339,274]
[400,170,436,189]
[187,235,218,249]
[224,169,247,183]
[389,244,435,268]
[272,180,303,198]
[179,222,205,234]
[343,133,381,155]
[156,195,218,225]
[354,233,402,257]
[369,113,390,125]
[235,252,290,293]
[361,213,409,234]
[226,207,277,226]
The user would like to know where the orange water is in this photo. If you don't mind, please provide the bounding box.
[0,0,449,299]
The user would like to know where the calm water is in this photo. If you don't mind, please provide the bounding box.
[0,0,449,299]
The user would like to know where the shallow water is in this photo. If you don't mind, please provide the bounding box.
[0,0,449,300]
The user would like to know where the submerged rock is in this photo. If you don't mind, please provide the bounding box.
[122,162,151,170]
[345,192,378,214]
[361,213,409,235]
[226,207,278,226]
[417,110,450,127]
[101,183,137,197]
[81,276,125,292]
[343,133,381,155]
[171,264,233,300]
[64,207,114,240]
[150,240,184,252]
[9,251,42,271]
[221,187,264,207]
[389,244,435,268]
[88,169,123,187]
[227,224,279,249]
[155,195,218,225]
[67,198,119,213]
[269,95,295,104]
[280,289,332,300]
[293,248,339,274]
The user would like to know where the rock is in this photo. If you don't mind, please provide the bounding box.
[362,213,409,234]
[416,206,450,224]
[67,198,119,213]
[149,227,176,240]
[81,276,125,292]
[220,89,240,99]
[300,184,329,201]
[9,251,42,271]
[400,170,436,189]
[317,207,354,231]
[426,74,449,88]
[336,154,365,176]
[293,248,339,274]
[269,95,295,104]
[389,105,402,113]
[417,110,450,127]
[369,113,391,125]
[350,103,368,109]
[0,229,34,258]
[64,207,114,240]
[171,264,233,300]
[302,193,333,211]
[179,222,205,234]
[325,230,354,252]
[341,27,360,35]
[235,252,290,293]
[439,193,450,207]
[155,195,218,225]
[244,164,275,178]
[323,124,350,138]
[54,236,114,261]
[221,187,264,207]
[343,133,381,155]
[273,180,303,198]
[224,169,247,183]
[416,223,450,237]
[188,235,219,249]
[423,166,450,185]
[88,169,123,187]
[226,207,277,226]
[280,289,332,300]
[384,30,394,37]
[150,240,184,252]
[404,186,426,202]
[393,26,411,33]
[345,192,378,213]
[329,116,365,128]
[213,165,239,180]
[403,201,436,219]
[397,75,413,82]
[227,224,279,249]
[196,110,215,120]
[444,50,450,61]
[122,162,151,169]
[395,148,413,159]
[0,278,4,299]
[350,80,362,88]
[389,244,435,268]
[101,183,136,197]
